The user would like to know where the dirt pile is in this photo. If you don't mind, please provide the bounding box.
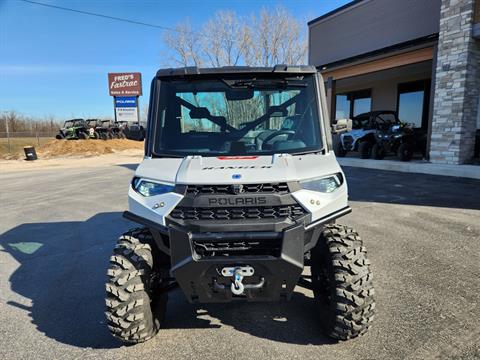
[37,139,144,158]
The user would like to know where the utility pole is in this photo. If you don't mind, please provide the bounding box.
[4,112,11,153]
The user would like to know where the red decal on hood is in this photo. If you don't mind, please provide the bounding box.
[217,156,259,160]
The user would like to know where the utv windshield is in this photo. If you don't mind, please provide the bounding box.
[64,120,83,127]
[152,74,323,157]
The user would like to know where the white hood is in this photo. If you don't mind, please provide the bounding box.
[134,151,343,184]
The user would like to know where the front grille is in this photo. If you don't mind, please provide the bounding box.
[193,238,282,257]
[186,182,289,196]
[170,204,306,221]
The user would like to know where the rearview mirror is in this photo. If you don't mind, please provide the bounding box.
[189,107,210,119]
[226,89,254,101]
[269,106,288,117]
[332,118,352,134]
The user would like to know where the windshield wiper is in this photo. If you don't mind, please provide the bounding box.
[226,79,307,89]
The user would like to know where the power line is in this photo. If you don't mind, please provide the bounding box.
[19,0,207,38]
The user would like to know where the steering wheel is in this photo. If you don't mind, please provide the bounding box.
[261,130,295,149]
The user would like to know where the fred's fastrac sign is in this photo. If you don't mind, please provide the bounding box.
[108,72,142,96]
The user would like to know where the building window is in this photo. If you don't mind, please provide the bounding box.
[335,89,371,120]
[397,80,430,129]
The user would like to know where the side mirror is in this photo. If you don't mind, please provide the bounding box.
[332,118,352,134]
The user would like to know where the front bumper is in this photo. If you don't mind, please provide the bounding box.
[168,224,308,303]
[123,206,351,303]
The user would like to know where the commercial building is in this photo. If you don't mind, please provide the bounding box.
[308,0,480,164]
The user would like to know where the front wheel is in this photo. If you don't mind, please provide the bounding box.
[105,228,170,344]
[397,143,413,161]
[371,143,385,160]
[358,141,372,159]
[311,224,375,340]
[335,141,347,157]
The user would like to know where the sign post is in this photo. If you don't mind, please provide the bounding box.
[108,72,142,124]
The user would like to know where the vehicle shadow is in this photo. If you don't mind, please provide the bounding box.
[344,166,480,210]
[0,214,331,349]
[164,289,334,345]
[116,163,139,171]
[0,212,129,349]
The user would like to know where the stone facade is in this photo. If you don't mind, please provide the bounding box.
[430,0,480,164]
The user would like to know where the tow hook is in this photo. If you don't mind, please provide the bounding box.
[232,269,245,295]
[220,266,255,295]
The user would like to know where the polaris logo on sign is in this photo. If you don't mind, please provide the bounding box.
[115,97,137,108]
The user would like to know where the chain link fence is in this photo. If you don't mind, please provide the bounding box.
[0,131,57,154]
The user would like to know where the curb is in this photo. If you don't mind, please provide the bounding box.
[338,158,480,180]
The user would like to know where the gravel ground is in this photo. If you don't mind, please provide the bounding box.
[0,162,479,360]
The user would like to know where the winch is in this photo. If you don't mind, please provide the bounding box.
[220,266,265,295]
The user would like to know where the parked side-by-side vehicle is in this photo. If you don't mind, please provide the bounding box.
[104,65,375,344]
[335,111,427,161]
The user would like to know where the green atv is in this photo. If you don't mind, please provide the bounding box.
[55,119,90,140]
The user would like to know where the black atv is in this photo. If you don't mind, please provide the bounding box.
[371,122,427,162]
[86,119,102,139]
[96,120,126,140]
[118,121,146,141]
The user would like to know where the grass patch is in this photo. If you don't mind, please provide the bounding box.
[0,137,53,157]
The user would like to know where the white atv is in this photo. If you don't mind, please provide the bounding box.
[105,65,375,344]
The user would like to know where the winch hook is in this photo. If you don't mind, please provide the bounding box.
[231,269,245,295]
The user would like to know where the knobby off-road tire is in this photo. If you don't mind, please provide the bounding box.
[371,143,385,160]
[311,224,375,340]
[397,143,413,161]
[105,228,169,344]
[335,141,347,157]
[358,141,372,159]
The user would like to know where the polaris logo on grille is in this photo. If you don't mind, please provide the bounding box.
[208,197,267,206]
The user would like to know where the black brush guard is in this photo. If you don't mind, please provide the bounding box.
[169,225,307,303]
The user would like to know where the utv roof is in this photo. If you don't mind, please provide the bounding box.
[156,65,317,78]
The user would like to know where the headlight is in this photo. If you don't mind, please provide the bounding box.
[300,173,343,193]
[132,178,174,197]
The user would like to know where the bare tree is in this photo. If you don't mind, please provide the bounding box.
[163,19,203,67]
[0,111,63,134]
[162,6,307,68]
[201,10,250,67]
[247,7,307,66]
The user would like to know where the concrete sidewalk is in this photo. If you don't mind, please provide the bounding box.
[338,157,480,180]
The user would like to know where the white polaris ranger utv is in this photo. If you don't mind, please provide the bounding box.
[105,65,375,343]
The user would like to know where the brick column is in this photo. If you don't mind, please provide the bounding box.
[430,0,480,164]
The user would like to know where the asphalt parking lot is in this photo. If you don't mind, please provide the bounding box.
[0,163,479,360]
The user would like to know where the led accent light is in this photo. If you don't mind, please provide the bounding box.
[133,178,175,197]
[300,173,343,193]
